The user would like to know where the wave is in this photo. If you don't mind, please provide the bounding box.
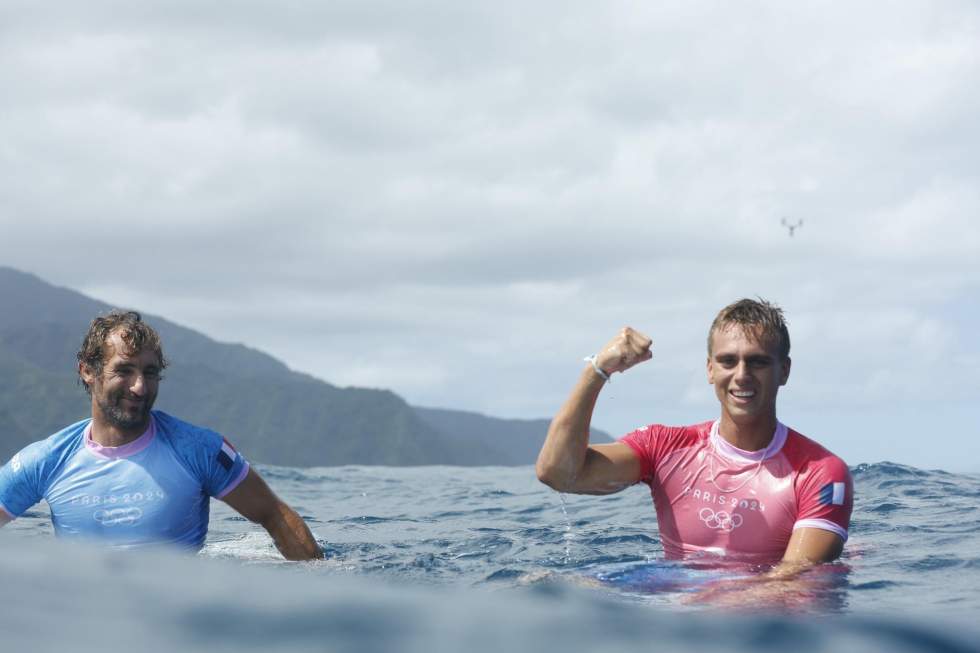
[3,535,980,653]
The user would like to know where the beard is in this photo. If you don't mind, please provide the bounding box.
[97,390,154,431]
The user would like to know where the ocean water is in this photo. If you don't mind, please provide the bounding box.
[3,462,979,652]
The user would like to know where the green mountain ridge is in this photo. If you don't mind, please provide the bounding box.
[0,266,607,466]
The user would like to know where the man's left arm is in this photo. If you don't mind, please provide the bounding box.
[766,526,843,577]
[685,528,844,608]
[221,469,323,561]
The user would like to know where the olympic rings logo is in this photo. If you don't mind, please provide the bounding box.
[93,507,143,526]
[698,508,743,532]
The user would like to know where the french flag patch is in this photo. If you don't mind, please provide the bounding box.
[819,482,846,506]
[217,439,238,471]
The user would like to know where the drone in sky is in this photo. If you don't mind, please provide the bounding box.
[781,217,803,237]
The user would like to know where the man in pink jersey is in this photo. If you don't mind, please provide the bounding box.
[536,298,852,587]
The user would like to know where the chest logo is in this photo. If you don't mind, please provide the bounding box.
[699,507,743,532]
[93,506,143,526]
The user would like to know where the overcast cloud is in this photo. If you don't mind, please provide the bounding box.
[2,1,978,470]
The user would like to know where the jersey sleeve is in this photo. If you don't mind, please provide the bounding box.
[619,423,702,485]
[185,431,249,499]
[208,437,250,499]
[619,425,656,483]
[156,413,250,499]
[793,453,854,541]
[0,443,47,519]
[620,424,676,484]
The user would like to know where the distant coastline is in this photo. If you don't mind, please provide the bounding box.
[0,266,607,467]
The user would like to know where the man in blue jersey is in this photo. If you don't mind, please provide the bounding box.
[0,310,322,560]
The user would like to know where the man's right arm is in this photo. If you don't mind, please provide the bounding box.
[0,448,41,528]
[535,327,652,495]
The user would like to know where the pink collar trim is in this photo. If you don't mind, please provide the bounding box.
[85,416,156,460]
[709,420,787,464]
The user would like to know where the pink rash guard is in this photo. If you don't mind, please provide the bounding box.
[620,420,853,561]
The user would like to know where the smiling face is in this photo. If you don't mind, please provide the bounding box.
[707,324,791,432]
[80,331,162,435]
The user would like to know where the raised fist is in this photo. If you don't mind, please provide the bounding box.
[594,327,653,376]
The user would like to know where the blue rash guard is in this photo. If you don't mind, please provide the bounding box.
[0,411,249,550]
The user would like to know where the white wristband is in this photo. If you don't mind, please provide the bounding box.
[583,355,611,383]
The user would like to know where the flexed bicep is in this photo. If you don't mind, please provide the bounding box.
[549,442,643,495]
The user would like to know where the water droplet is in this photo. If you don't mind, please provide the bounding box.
[559,493,573,565]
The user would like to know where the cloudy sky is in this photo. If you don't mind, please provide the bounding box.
[2,1,978,470]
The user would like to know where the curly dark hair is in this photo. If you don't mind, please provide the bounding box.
[707,298,791,361]
[76,310,168,394]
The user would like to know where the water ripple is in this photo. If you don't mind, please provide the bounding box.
[7,462,979,621]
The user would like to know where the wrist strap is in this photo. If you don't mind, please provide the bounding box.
[583,355,611,383]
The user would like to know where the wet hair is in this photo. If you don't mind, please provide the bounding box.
[707,298,790,361]
[76,310,167,394]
